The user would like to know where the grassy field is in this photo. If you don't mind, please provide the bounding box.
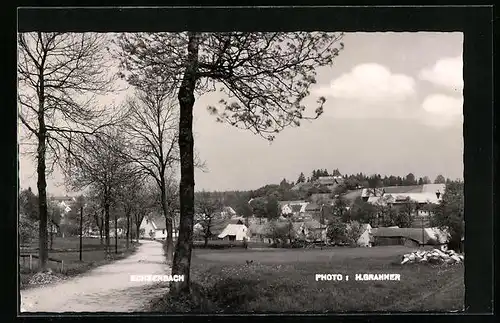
[21,236,133,252]
[149,246,464,313]
[20,237,139,288]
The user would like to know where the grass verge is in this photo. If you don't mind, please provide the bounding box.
[20,240,140,290]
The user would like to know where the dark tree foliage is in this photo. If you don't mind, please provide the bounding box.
[431,181,464,251]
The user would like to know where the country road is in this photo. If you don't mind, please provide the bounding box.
[20,239,170,313]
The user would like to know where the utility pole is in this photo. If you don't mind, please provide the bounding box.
[79,205,83,261]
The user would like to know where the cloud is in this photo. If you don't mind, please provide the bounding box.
[313,63,416,102]
[419,56,463,92]
[419,94,463,127]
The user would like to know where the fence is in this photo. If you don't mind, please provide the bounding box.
[19,254,64,272]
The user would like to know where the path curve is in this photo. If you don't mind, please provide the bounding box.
[21,240,170,313]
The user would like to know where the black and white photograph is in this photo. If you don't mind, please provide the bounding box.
[17,9,471,314]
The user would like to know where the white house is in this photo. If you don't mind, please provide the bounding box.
[218,223,250,241]
[140,214,179,240]
[279,200,308,216]
[357,223,372,247]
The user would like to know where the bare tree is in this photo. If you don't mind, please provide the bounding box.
[18,32,117,270]
[195,191,223,248]
[132,182,158,242]
[121,71,179,262]
[118,32,344,294]
[63,129,137,255]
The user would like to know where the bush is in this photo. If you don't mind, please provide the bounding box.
[326,217,347,244]
[19,214,37,244]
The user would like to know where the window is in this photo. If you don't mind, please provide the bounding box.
[146,219,149,224]
[162,229,165,234]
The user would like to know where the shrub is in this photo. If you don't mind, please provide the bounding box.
[345,220,363,246]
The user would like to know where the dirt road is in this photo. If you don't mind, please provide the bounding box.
[20,240,170,313]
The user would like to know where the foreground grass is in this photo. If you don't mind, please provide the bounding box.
[149,247,464,313]
[20,240,140,289]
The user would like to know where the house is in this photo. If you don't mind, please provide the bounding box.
[140,214,179,240]
[279,200,308,216]
[302,219,327,242]
[371,226,449,247]
[218,223,250,241]
[363,184,446,218]
[195,218,245,240]
[220,206,237,218]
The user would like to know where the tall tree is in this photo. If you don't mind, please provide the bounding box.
[19,187,39,221]
[297,172,306,184]
[395,198,417,228]
[404,173,416,186]
[431,180,464,251]
[195,190,223,248]
[18,32,116,270]
[422,176,431,184]
[265,195,280,221]
[434,174,446,184]
[121,73,181,262]
[118,31,344,295]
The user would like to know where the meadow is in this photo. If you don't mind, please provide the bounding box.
[149,246,464,313]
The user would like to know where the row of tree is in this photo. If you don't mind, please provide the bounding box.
[294,170,452,189]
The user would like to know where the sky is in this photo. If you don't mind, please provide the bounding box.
[18,32,464,195]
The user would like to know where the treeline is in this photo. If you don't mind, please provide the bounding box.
[294,169,452,190]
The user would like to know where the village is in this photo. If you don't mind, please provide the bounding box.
[138,175,459,251]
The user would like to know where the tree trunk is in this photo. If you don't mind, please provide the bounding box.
[203,217,212,248]
[37,96,49,271]
[136,221,141,243]
[104,202,110,255]
[171,32,199,296]
[126,211,130,249]
[99,216,104,246]
[115,212,118,254]
[160,182,174,263]
[49,225,54,250]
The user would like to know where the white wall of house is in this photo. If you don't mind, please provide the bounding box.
[357,229,372,247]
[219,224,251,241]
[281,205,293,215]
[139,217,179,240]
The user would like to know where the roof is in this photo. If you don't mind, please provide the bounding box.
[218,224,248,238]
[371,227,448,244]
[290,204,303,213]
[316,176,342,186]
[363,184,446,196]
[222,206,237,215]
[341,189,363,203]
[145,215,166,230]
[305,203,320,211]
[303,219,325,230]
[208,218,244,235]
